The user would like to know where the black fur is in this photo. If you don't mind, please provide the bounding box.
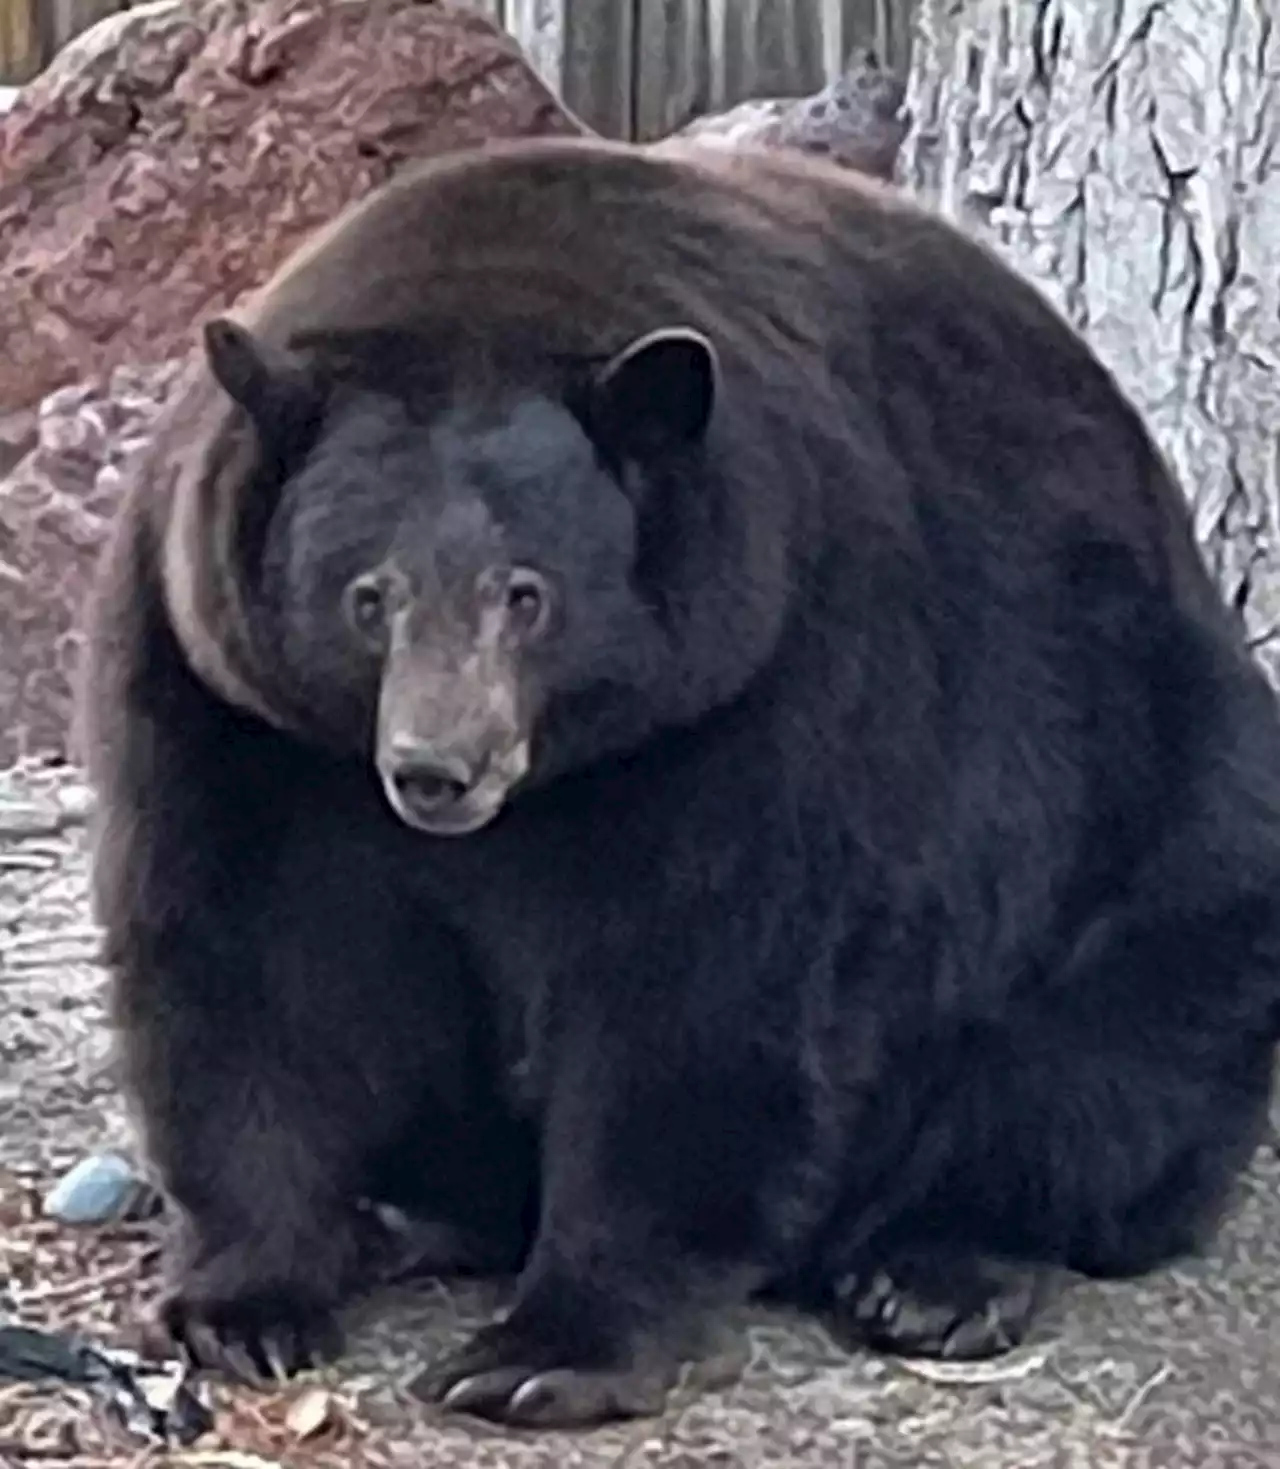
[79,136,1280,1426]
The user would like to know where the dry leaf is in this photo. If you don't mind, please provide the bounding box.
[284,1385,336,1441]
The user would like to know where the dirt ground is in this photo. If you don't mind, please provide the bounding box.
[1,759,1277,1469]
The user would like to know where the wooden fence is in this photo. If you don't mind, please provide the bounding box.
[0,0,914,136]
[473,0,913,140]
[0,0,119,82]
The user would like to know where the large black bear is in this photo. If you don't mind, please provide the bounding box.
[79,134,1280,1429]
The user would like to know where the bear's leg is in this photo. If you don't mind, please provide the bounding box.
[413,1010,815,1427]
[128,867,407,1378]
[815,887,1279,1364]
[98,701,489,1378]
[113,899,374,1374]
[148,798,519,1382]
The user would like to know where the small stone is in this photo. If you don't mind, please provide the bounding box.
[55,784,96,821]
[43,1152,152,1225]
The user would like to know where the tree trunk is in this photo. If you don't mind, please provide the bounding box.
[898,0,1280,680]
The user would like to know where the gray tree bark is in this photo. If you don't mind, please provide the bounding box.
[898,0,1280,679]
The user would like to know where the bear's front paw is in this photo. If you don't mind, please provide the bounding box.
[410,1312,678,1428]
[144,1197,401,1383]
[830,1247,1049,1361]
[145,1208,384,1383]
[150,1262,344,1384]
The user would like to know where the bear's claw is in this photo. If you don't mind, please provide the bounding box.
[411,1317,676,1427]
[146,1263,346,1385]
[829,1248,1048,1361]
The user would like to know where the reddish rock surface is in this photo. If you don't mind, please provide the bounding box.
[0,0,582,416]
[0,360,187,765]
[0,0,582,765]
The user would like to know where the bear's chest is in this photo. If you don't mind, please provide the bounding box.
[414,776,661,974]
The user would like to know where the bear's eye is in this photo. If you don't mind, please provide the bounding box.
[344,574,388,646]
[506,568,552,638]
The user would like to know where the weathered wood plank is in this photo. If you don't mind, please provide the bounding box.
[631,0,707,140]
[37,0,125,57]
[0,0,41,84]
[559,0,634,139]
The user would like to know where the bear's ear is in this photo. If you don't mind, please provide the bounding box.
[578,325,719,463]
[202,318,321,441]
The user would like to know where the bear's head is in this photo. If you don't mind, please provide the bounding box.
[198,316,786,837]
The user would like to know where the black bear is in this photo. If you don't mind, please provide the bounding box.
[79,133,1280,1430]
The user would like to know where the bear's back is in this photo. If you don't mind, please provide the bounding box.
[231,133,1093,398]
[235,136,1198,582]
[239,135,858,408]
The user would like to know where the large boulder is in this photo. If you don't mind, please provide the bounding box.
[0,0,582,417]
[0,0,582,767]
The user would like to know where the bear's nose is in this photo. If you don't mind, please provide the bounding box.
[385,742,483,817]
